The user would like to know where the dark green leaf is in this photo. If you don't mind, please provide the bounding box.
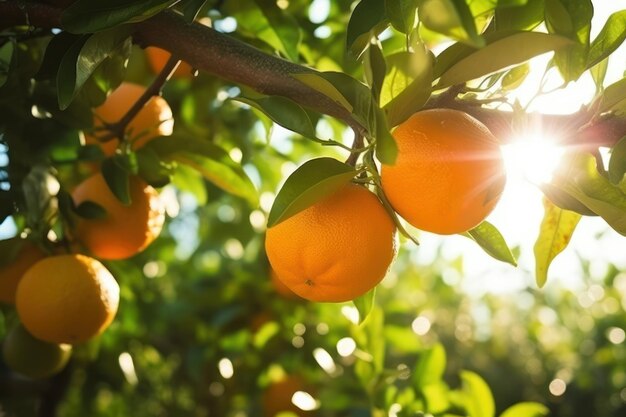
[267,157,357,227]
[587,10,626,69]
[146,135,258,206]
[500,402,550,417]
[57,35,89,110]
[609,136,626,185]
[179,0,208,24]
[534,197,581,287]
[460,370,495,417]
[136,147,172,188]
[233,95,318,140]
[62,0,179,34]
[0,42,14,88]
[74,201,108,219]
[463,221,517,266]
[374,109,397,165]
[436,32,572,88]
[36,32,81,81]
[346,0,388,58]
[0,238,25,268]
[413,343,446,389]
[385,0,419,34]
[77,144,106,161]
[101,155,134,205]
[541,183,597,216]
[353,287,376,325]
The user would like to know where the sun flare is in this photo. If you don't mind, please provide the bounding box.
[502,135,565,185]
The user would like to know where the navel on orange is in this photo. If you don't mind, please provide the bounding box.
[265,183,396,303]
[381,109,506,235]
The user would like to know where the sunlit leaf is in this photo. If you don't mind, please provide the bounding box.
[501,63,530,90]
[353,287,376,324]
[234,95,318,140]
[494,0,545,31]
[267,157,356,227]
[292,72,353,113]
[382,44,433,127]
[609,136,626,186]
[363,40,386,103]
[463,221,517,266]
[418,0,484,48]
[460,370,495,417]
[346,0,388,58]
[436,32,572,88]
[413,343,446,389]
[61,0,178,33]
[597,77,626,113]
[385,0,419,34]
[587,10,626,69]
[534,197,581,287]
[500,402,550,417]
[146,135,258,206]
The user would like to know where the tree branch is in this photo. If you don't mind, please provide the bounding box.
[1,1,624,149]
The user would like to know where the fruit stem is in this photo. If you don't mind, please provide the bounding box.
[97,55,181,143]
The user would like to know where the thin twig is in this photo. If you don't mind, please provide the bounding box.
[345,131,364,166]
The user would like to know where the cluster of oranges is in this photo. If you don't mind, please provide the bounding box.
[266,109,506,303]
[1,68,172,379]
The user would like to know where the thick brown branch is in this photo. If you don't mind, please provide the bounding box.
[1,1,624,149]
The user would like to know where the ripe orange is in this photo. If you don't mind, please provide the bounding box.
[265,183,396,302]
[145,46,194,79]
[0,240,46,304]
[85,82,173,156]
[2,323,72,379]
[15,254,120,344]
[262,375,314,417]
[381,109,506,235]
[72,173,165,260]
[270,268,301,300]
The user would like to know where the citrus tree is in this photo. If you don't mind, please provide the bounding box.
[1,0,626,416]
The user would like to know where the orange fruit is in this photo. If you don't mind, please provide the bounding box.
[265,183,396,302]
[381,109,506,235]
[262,375,314,417]
[15,254,119,344]
[270,268,301,300]
[2,323,72,379]
[0,239,46,304]
[145,46,194,79]
[85,82,173,156]
[72,173,165,260]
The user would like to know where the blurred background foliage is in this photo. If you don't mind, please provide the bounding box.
[1,0,626,416]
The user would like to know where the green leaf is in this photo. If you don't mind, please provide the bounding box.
[501,62,530,90]
[74,201,107,219]
[374,110,397,165]
[57,35,89,110]
[146,135,258,206]
[463,221,517,266]
[494,0,545,31]
[436,32,572,88]
[597,77,626,113]
[589,58,608,92]
[363,40,387,104]
[62,0,179,34]
[557,153,626,234]
[179,0,208,24]
[587,10,626,69]
[413,343,446,389]
[136,146,172,188]
[534,197,581,287]
[58,28,132,110]
[252,321,280,349]
[0,238,25,268]
[292,72,353,113]
[346,0,388,58]
[422,382,450,414]
[267,157,356,227]
[418,0,484,48]
[382,44,434,127]
[540,183,597,216]
[500,402,550,417]
[101,155,135,205]
[545,0,593,81]
[0,42,14,88]
[609,136,626,185]
[385,0,419,34]
[353,287,376,325]
[225,0,301,61]
[460,370,495,417]
[233,95,318,140]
